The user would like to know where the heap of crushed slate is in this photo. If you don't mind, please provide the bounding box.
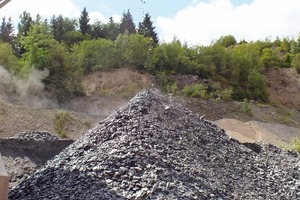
[9,89,300,199]
[13,131,60,141]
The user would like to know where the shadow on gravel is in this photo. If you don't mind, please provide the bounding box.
[0,139,73,165]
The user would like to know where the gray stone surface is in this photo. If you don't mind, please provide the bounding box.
[9,89,300,199]
[1,131,73,189]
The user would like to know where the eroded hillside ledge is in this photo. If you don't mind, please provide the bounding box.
[9,89,300,199]
[1,131,73,189]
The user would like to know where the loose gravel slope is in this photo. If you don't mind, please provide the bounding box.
[9,89,300,199]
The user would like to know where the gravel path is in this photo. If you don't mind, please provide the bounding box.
[9,89,300,199]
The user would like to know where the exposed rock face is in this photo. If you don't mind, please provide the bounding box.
[9,89,300,199]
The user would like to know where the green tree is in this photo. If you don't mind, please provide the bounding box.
[247,68,268,101]
[79,7,91,35]
[260,47,280,68]
[216,35,237,47]
[51,15,77,42]
[64,30,84,47]
[114,33,153,69]
[138,13,159,44]
[17,11,33,56]
[0,17,14,44]
[20,20,83,101]
[0,42,18,72]
[90,21,105,39]
[291,53,300,74]
[102,17,120,41]
[20,21,55,72]
[120,10,136,34]
[72,38,115,72]
[17,11,33,38]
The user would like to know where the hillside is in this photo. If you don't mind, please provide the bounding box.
[1,67,300,143]
[9,89,300,199]
[1,67,300,190]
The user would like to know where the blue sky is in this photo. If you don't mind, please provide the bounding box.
[73,0,252,23]
[1,0,300,45]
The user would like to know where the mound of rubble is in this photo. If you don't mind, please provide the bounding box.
[9,89,300,199]
[1,131,73,189]
[13,131,61,141]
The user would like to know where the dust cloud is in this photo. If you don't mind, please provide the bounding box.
[0,66,56,109]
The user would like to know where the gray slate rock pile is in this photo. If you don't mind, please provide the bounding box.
[9,89,300,199]
[13,131,60,141]
[1,131,73,189]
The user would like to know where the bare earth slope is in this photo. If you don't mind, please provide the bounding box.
[266,68,300,110]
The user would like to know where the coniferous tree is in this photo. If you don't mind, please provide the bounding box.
[17,11,33,56]
[51,15,77,42]
[18,11,33,38]
[79,7,91,35]
[0,17,14,44]
[138,13,158,44]
[90,21,104,39]
[51,15,64,42]
[120,10,136,34]
[103,17,120,40]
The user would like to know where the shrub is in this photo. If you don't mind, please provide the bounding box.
[242,98,252,115]
[53,111,70,138]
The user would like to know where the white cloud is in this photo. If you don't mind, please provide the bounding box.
[157,0,300,46]
[0,0,116,27]
[1,0,80,21]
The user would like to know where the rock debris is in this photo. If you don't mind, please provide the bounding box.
[9,89,300,199]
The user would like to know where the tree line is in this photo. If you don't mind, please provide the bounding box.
[0,8,300,103]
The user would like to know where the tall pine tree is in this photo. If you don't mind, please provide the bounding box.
[102,17,120,40]
[138,13,158,44]
[120,10,136,34]
[79,7,91,35]
[51,15,77,42]
[0,17,14,44]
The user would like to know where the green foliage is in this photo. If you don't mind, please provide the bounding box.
[247,68,268,101]
[51,15,77,42]
[64,30,84,47]
[0,17,14,44]
[182,83,207,98]
[154,71,175,92]
[216,35,237,47]
[20,20,84,102]
[20,22,55,72]
[79,7,91,35]
[260,47,280,68]
[114,33,154,69]
[72,39,115,72]
[0,42,18,72]
[138,13,159,44]
[45,42,84,100]
[102,17,120,41]
[291,53,300,74]
[182,82,233,101]
[283,137,300,152]
[120,10,136,34]
[53,111,70,138]
[3,9,299,104]
[153,39,200,74]
[242,98,253,115]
